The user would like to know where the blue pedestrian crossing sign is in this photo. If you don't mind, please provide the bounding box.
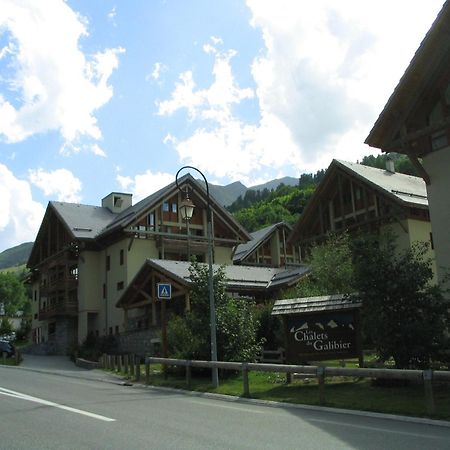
[157,283,172,300]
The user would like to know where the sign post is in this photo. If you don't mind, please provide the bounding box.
[157,283,172,366]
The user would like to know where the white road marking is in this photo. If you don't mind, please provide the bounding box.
[186,399,265,414]
[0,386,116,422]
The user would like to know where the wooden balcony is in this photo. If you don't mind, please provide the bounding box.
[39,300,78,320]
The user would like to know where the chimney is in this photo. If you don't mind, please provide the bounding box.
[385,157,395,174]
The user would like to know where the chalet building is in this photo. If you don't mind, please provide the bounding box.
[288,159,436,278]
[365,1,450,285]
[27,174,309,354]
[233,222,301,267]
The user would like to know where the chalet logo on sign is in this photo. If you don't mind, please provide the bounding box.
[286,312,358,362]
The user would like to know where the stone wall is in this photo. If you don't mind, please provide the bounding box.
[116,327,161,357]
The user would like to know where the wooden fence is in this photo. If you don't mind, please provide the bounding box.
[99,354,450,415]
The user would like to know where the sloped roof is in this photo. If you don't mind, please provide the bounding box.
[288,159,428,245]
[233,222,291,263]
[50,202,115,240]
[272,294,362,316]
[335,160,428,207]
[116,259,310,307]
[39,173,250,244]
[365,1,450,151]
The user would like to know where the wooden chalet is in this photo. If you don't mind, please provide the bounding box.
[288,159,435,275]
[27,174,251,354]
[365,1,450,284]
[233,222,301,267]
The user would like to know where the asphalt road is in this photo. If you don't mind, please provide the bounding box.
[0,362,449,450]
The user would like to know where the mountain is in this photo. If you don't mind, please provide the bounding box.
[205,177,299,206]
[0,242,33,270]
[208,181,247,207]
[249,176,299,192]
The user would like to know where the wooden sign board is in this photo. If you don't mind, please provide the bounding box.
[284,310,361,363]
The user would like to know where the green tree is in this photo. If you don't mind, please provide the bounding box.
[352,235,450,369]
[0,317,13,335]
[0,272,28,315]
[284,233,355,298]
[167,262,263,362]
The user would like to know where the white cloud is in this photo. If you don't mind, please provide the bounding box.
[0,164,45,251]
[91,143,107,157]
[29,168,82,202]
[246,0,444,165]
[107,6,117,25]
[159,1,444,183]
[146,62,167,81]
[116,169,174,203]
[0,0,124,147]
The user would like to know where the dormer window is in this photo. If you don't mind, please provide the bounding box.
[113,196,123,207]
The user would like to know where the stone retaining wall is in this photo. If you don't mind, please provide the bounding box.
[116,328,160,357]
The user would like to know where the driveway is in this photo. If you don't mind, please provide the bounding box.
[17,354,123,384]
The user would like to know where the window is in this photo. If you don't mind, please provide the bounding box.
[109,327,113,335]
[34,290,37,302]
[162,202,170,212]
[147,212,155,228]
[48,322,56,335]
[117,281,124,291]
[430,232,434,250]
[115,325,119,335]
[34,313,38,320]
[171,203,177,213]
[106,255,110,271]
[120,249,124,265]
[103,283,106,299]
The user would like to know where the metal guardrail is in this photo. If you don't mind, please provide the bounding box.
[99,354,450,415]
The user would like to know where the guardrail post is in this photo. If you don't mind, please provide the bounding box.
[124,354,129,375]
[186,362,192,388]
[145,357,150,385]
[135,356,141,381]
[242,363,250,398]
[107,354,112,370]
[423,369,435,415]
[317,367,326,405]
[130,354,135,377]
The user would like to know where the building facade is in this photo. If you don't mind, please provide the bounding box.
[27,174,251,353]
[288,159,436,279]
[365,1,450,285]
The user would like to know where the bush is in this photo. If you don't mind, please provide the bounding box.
[76,333,119,361]
[254,302,283,350]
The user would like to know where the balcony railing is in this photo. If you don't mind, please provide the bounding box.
[39,300,78,320]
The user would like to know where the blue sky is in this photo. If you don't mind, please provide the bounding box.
[0,0,445,251]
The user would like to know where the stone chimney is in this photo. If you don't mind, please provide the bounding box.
[102,192,132,213]
[385,157,395,173]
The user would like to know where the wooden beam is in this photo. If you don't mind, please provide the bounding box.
[405,150,431,185]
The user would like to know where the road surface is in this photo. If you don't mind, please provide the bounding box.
[0,361,449,449]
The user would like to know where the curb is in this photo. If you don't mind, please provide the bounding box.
[132,382,450,429]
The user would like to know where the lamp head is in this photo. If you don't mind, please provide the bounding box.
[179,188,195,221]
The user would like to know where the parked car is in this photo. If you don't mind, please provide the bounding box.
[0,340,15,358]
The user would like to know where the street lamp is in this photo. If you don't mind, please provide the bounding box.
[175,166,219,388]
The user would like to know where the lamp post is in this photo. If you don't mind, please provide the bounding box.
[175,166,219,388]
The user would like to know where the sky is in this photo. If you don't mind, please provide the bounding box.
[0,0,445,252]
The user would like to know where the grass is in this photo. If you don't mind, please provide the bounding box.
[0,357,20,366]
[103,359,450,421]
